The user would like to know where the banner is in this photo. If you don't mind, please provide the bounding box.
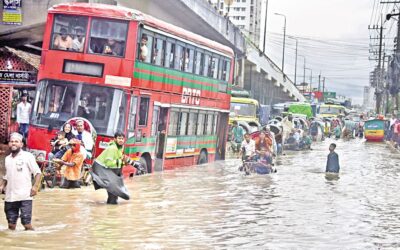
[3,0,22,25]
[0,70,33,82]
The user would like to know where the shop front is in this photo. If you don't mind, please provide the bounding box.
[0,47,39,142]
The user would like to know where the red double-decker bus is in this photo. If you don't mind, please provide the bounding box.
[28,3,234,175]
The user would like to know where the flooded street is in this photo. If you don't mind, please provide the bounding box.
[1,138,400,249]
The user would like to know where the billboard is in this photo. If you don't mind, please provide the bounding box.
[2,0,22,25]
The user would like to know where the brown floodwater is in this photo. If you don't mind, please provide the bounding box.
[1,138,400,249]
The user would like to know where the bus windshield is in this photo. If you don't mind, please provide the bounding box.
[230,102,257,117]
[319,106,343,115]
[31,80,127,136]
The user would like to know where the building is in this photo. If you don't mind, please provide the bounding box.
[210,0,267,49]
[0,47,39,142]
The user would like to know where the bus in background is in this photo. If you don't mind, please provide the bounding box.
[229,88,260,134]
[318,103,346,119]
[28,3,234,176]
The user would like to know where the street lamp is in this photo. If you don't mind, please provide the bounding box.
[274,13,286,73]
[262,0,269,55]
[298,55,306,86]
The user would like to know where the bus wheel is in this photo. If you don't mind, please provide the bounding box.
[137,156,149,175]
[198,150,208,165]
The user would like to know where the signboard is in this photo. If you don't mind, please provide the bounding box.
[181,87,201,105]
[165,137,177,154]
[0,70,33,82]
[323,92,336,99]
[2,0,22,25]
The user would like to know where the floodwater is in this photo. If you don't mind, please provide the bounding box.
[1,138,400,249]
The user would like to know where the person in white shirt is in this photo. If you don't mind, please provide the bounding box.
[16,93,31,141]
[72,27,85,52]
[73,119,94,159]
[293,129,301,143]
[0,133,41,230]
[240,133,256,160]
[140,34,149,61]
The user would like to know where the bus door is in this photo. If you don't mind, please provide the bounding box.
[215,112,228,160]
[154,106,169,172]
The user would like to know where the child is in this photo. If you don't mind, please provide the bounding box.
[51,131,69,158]
[47,131,69,171]
[326,143,340,173]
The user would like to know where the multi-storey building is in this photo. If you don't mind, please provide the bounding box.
[210,0,267,49]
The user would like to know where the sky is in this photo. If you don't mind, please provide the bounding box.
[262,0,392,105]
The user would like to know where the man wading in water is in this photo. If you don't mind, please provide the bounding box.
[91,131,141,204]
[326,143,340,174]
[0,133,41,230]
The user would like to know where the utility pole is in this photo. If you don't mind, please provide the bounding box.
[375,21,384,114]
[396,13,400,111]
[318,73,321,92]
[294,39,298,85]
[322,77,326,103]
[303,57,306,86]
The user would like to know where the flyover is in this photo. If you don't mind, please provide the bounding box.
[0,0,305,104]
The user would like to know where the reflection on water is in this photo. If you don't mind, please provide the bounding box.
[1,138,400,249]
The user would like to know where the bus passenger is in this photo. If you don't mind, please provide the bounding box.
[140,34,149,61]
[53,28,73,50]
[72,27,85,52]
[102,38,123,56]
[73,119,94,159]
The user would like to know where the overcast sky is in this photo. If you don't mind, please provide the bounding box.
[264,0,384,105]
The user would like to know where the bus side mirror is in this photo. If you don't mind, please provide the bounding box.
[48,120,56,132]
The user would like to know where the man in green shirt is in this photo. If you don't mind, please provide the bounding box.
[231,121,244,153]
[92,131,137,204]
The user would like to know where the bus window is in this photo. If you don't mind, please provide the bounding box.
[31,80,125,136]
[197,113,206,135]
[212,113,218,134]
[152,37,166,66]
[217,58,223,80]
[128,96,138,137]
[168,111,179,135]
[51,15,88,52]
[89,18,128,57]
[138,96,150,126]
[165,40,175,68]
[203,54,211,77]
[183,47,194,73]
[174,44,184,71]
[194,50,203,75]
[221,60,230,82]
[187,112,198,135]
[178,112,189,135]
[211,56,219,79]
[137,32,153,63]
[116,93,127,133]
[206,114,213,134]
